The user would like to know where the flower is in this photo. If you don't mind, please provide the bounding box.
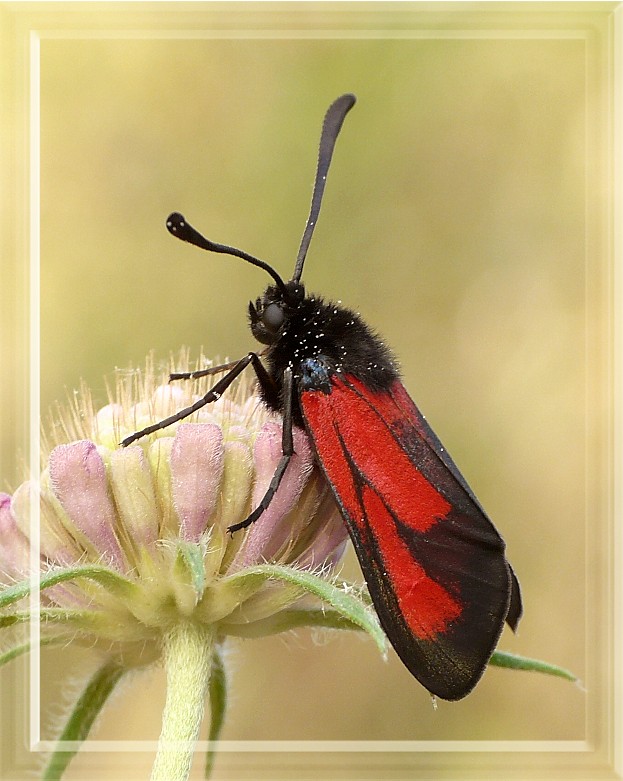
[0,352,372,652]
[0,352,384,781]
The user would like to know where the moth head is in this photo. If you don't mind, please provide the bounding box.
[249,282,305,345]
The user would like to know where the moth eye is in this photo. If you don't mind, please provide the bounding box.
[262,303,285,331]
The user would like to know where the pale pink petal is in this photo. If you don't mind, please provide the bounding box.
[294,494,349,571]
[1,492,84,604]
[234,423,313,567]
[11,480,81,566]
[0,493,30,581]
[224,425,251,444]
[153,384,186,417]
[170,424,224,541]
[109,447,159,547]
[49,441,126,569]
[96,403,124,430]
[217,440,253,530]
[147,438,176,536]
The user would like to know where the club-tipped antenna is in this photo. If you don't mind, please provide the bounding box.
[166,212,292,300]
[292,93,356,283]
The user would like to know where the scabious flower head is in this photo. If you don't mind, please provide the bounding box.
[0,353,389,781]
[0,352,356,666]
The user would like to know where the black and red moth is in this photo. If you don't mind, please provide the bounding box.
[123,94,522,700]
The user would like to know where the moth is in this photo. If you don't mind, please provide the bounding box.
[123,94,522,700]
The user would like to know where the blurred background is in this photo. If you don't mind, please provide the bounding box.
[1,6,610,779]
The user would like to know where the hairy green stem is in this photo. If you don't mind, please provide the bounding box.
[151,622,214,781]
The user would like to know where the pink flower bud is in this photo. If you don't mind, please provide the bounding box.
[49,441,126,569]
[109,447,160,548]
[0,493,30,581]
[170,424,224,541]
[233,423,314,567]
[11,480,80,566]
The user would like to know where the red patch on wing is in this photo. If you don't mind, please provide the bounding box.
[302,378,451,534]
[300,374,462,640]
[361,485,462,639]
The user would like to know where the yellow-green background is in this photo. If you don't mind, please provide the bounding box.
[1,4,612,779]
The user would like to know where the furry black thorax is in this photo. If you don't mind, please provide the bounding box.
[249,283,399,423]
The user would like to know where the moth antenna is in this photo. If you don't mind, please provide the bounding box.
[166,212,292,300]
[292,93,356,283]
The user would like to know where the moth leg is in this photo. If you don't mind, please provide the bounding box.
[121,352,263,447]
[169,349,268,382]
[227,366,294,534]
[169,357,241,382]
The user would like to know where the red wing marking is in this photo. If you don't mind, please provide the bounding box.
[361,485,462,639]
[300,378,463,641]
[302,378,452,534]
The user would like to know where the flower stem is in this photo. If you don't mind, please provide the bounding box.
[151,622,214,781]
